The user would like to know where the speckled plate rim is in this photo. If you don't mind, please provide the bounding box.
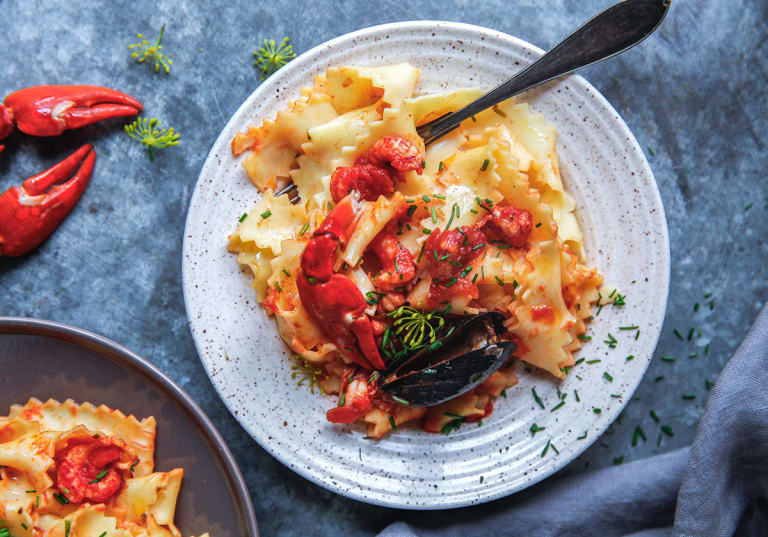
[183,20,670,509]
[0,316,259,536]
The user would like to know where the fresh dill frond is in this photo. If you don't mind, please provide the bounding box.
[387,306,445,349]
[290,355,325,394]
[124,117,180,161]
[253,37,296,79]
[129,23,173,74]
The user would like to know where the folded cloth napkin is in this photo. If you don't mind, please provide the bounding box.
[380,304,768,537]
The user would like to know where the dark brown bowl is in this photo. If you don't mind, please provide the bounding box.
[0,317,258,537]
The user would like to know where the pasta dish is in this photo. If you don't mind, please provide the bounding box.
[228,63,603,437]
[0,398,209,537]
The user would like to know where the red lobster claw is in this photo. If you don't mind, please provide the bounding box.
[0,144,95,257]
[0,85,142,141]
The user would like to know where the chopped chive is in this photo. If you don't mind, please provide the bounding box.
[472,242,485,251]
[416,243,426,263]
[53,492,70,505]
[613,456,625,465]
[25,489,36,493]
[407,204,418,217]
[661,425,674,437]
[299,222,309,236]
[603,372,613,382]
[687,328,694,341]
[689,353,698,359]
[550,401,565,412]
[65,519,71,537]
[260,210,272,219]
[392,396,410,405]
[470,208,478,214]
[238,212,248,223]
[574,389,581,402]
[438,161,444,171]
[577,334,592,341]
[619,325,639,330]
[709,300,715,310]
[745,202,753,211]
[626,355,634,361]
[648,146,655,156]
[389,415,397,430]
[444,277,457,287]
[592,408,602,414]
[661,356,676,362]
[431,206,437,224]
[540,439,551,457]
[421,160,426,169]
[682,393,695,400]
[88,469,109,484]
[704,292,712,299]
[481,159,489,171]
[99,533,107,537]
[433,193,446,200]
[471,115,477,122]
[274,281,282,293]
[422,227,432,235]
[655,375,665,382]
[472,273,479,284]
[494,275,504,287]
[530,423,545,436]
[632,426,647,446]
[422,195,431,203]
[131,458,140,472]
[611,394,622,398]
[574,358,585,365]
[635,329,640,340]
[21,523,28,530]
[532,387,545,409]
[706,379,715,390]
[704,343,710,355]
[586,359,601,364]
[577,431,588,440]
[650,410,660,423]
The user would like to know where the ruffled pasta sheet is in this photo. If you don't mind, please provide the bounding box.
[462,99,585,259]
[109,468,183,537]
[266,239,337,364]
[416,123,580,378]
[7,398,155,476]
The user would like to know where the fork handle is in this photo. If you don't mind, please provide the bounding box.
[418,0,670,146]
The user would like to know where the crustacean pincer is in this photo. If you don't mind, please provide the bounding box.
[297,194,386,371]
[0,85,143,256]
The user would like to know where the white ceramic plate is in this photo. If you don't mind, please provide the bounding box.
[182,21,670,509]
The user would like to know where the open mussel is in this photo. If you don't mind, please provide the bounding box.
[379,311,516,407]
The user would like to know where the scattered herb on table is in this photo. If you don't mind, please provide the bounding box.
[125,117,180,161]
[253,37,296,79]
[129,23,173,74]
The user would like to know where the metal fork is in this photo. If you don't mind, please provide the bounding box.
[274,0,670,202]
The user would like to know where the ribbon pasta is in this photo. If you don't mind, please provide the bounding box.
[229,63,603,436]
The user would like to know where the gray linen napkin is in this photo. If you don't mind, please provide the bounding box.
[380,304,768,537]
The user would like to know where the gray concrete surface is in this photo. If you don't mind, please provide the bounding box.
[0,0,766,534]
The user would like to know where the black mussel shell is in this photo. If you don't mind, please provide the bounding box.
[380,311,516,407]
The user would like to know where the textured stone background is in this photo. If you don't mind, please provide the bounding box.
[0,0,766,535]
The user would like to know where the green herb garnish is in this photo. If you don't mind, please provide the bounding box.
[129,23,172,74]
[125,117,180,161]
[253,37,296,79]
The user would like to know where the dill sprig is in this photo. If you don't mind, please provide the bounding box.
[125,117,180,161]
[387,306,445,349]
[289,355,325,394]
[253,37,296,80]
[129,23,173,74]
